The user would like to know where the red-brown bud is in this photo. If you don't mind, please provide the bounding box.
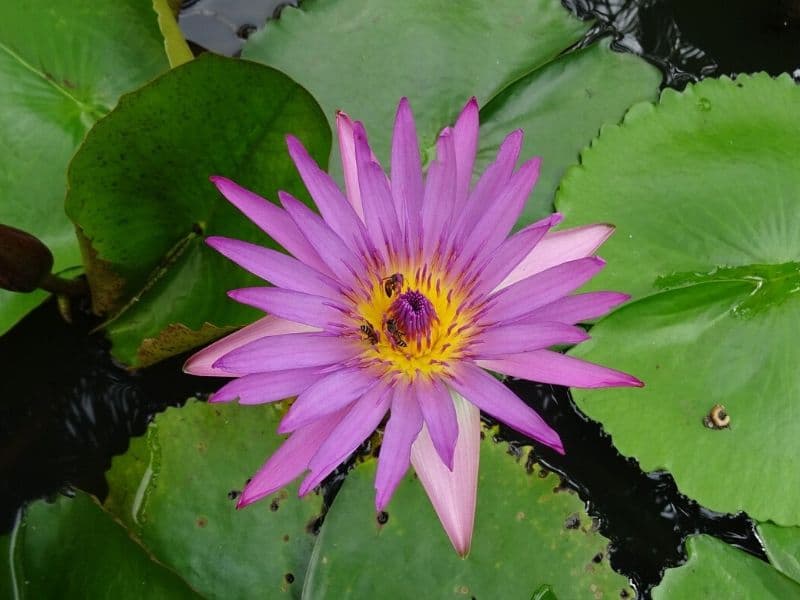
[0,224,54,292]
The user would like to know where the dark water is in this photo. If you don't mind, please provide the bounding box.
[4,0,798,597]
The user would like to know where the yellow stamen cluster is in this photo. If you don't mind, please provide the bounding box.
[354,264,478,379]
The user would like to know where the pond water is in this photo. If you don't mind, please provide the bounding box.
[2,0,798,597]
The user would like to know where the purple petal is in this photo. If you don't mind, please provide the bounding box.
[278,368,378,433]
[237,409,347,508]
[286,135,367,251]
[183,316,318,377]
[517,291,631,325]
[478,351,644,389]
[411,391,480,556]
[498,224,615,290]
[452,97,479,205]
[391,98,424,238]
[422,128,457,259]
[336,111,365,221]
[209,176,329,274]
[486,257,606,325]
[414,377,458,470]
[472,213,563,297]
[449,129,522,245]
[298,381,392,495]
[448,362,564,453]
[472,322,589,358]
[205,236,340,298]
[213,332,359,374]
[374,383,424,511]
[227,287,348,329]
[353,122,402,257]
[279,191,362,283]
[454,156,541,272]
[210,368,323,404]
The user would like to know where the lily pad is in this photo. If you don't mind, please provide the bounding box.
[303,433,633,599]
[0,493,198,598]
[758,523,800,585]
[104,400,323,599]
[64,53,331,366]
[243,0,660,223]
[559,74,800,525]
[653,535,800,599]
[0,0,169,334]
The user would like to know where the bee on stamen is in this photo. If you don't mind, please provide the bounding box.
[360,322,379,345]
[382,273,404,298]
[384,317,407,348]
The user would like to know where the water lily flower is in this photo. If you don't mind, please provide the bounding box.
[185,97,642,556]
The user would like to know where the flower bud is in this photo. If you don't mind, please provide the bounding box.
[0,224,54,292]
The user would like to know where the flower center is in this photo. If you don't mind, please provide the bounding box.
[389,290,437,341]
[353,265,479,380]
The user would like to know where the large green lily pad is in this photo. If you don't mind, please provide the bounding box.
[304,433,633,598]
[653,535,800,599]
[0,0,169,334]
[759,523,800,585]
[0,493,198,598]
[560,74,800,525]
[243,0,660,223]
[104,400,323,599]
[65,54,331,366]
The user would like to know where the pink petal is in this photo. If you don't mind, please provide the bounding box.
[518,291,631,325]
[286,135,366,251]
[279,191,362,283]
[374,382,423,511]
[390,98,424,238]
[486,257,606,325]
[498,224,615,290]
[411,390,480,557]
[210,368,323,404]
[452,97,479,205]
[209,176,329,274]
[298,381,392,495]
[422,128,457,260]
[278,368,378,433]
[472,322,589,358]
[449,362,564,453]
[206,236,340,298]
[478,351,644,389]
[213,332,359,374]
[237,409,348,508]
[353,122,402,258]
[182,315,318,377]
[336,111,365,221]
[227,287,348,329]
[414,377,458,470]
[473,214,562,298]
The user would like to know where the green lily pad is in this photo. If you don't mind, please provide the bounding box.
[653,535,800,599]
[0,0,169,334]
[304,434,633,599]
[0,493,198,598]
[559,74,800,525]
[104,400,323,599]
[243,0,659,223]
[758,523,800,585]
[64,53,331,366]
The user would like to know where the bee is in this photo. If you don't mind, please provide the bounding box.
[384,318,407,348]
[382,273,404,297]
[703,404,730,429]
[359,322,379,345]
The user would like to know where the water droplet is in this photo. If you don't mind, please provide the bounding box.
[697,97,712,111]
